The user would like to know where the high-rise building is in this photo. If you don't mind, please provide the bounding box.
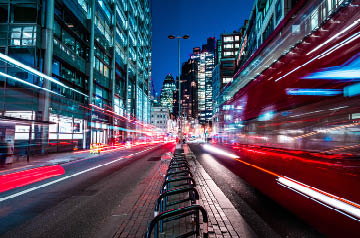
[0,0,152,157]
[212,30,243,121]
[178,58,198,120]
[160,74,176,113]
[180,38,215,125]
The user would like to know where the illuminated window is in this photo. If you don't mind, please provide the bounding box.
[10,26,36,46]
[223,36,233,42]
[78,0,88,12]
[223,77,233,83]
[98,0,112,21]
[311,9,319,30]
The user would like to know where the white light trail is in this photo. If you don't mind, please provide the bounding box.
[278,176,360,220]
[0,72,63,97]
[307,19,360,55]
[0,53,88,97]
[202,144,239,159]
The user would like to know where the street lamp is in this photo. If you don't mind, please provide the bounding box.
[168,34,190,143]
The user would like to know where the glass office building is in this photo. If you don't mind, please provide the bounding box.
[189,38,215,125]
[0,0,152,157]
[159,74,176,114]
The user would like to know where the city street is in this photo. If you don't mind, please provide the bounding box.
[188,143,321,238]
[0,143,175,238]
[0,0,360,236]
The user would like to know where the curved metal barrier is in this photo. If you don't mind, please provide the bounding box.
[145,205,209,238]
[166,170,193,179]
[161,176,196,194]
[146,150,208,238]
[155,187,199,213]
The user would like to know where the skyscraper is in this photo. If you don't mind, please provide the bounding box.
[160,74,176,113]
[180,37,215,125]
[212,30,243,120]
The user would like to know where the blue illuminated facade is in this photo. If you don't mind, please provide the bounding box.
[0,0,152,157]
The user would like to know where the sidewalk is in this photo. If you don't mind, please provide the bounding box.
[108,144,256,238]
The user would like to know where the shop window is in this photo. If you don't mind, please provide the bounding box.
[0,4,8,23]
[12,4,37,23]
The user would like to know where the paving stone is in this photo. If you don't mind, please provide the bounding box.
[111,145,258,238]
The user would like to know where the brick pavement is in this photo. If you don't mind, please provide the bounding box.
[107,144,256,238]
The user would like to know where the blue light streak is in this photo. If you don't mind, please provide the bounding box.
[344,83,360,97]
[286,88,343,96]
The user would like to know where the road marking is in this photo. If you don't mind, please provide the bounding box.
[0,145,161,203]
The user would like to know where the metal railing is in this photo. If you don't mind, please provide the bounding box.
[166,170,193,179]
[161,176,196,194]
[145,205,209,238]
[146,150,208,238]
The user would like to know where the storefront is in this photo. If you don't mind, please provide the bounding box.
[90,121,110,144]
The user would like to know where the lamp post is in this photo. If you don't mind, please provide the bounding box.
[168,34,189,143]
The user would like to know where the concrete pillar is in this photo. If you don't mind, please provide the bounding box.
[87,0,96,148]
[110,3,117,139]
[39,0,54,154]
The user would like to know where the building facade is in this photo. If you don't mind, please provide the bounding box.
[179,38,215,125]
[178,58,198,120]
[212,31,243,119]
[150,105,169,132]
[159,73,176,113]
[0,0,152,158]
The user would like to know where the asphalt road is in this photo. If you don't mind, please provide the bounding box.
[188,143,323,238]
[0,143,175,238]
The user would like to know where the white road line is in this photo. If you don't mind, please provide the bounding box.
[0,187,39,202]
[38,176,71,188]
[104,158,125,165]
[0,145,162,203]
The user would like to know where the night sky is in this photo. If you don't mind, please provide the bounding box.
[151,0,254,95]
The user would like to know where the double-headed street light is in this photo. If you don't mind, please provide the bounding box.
[168,35,190,119]
[168,34,190,143]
